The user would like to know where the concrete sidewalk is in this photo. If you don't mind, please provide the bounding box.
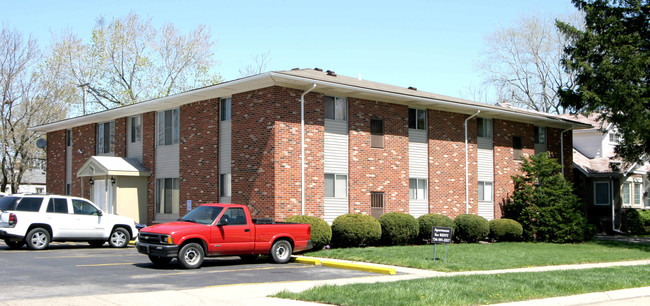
[3,258,650,305]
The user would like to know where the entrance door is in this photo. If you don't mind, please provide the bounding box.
[92,179,114,214]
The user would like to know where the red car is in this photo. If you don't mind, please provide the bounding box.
[136,203,312,268]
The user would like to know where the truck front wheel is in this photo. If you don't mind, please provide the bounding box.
[178,243,204,269]
[270,239,292,264]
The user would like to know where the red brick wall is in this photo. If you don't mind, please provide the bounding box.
[349,98,409,215]
[179,99,220,216]
[141,112,156,224]
[547,127,574,182]
[46,130,66,195]
[114,117,127,157]
[429,110,477,218]
[71,124,96,199]
[302,92,326,219]
[493,119,535,218]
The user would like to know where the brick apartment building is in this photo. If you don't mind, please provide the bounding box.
[33,69,589,225]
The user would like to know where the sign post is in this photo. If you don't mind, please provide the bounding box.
[431,226,452,262]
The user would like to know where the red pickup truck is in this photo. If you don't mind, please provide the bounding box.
[136,203,312,268]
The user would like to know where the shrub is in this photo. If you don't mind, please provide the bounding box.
[378,212,419,246]
[285,215,332,250]
[639,210,650,226]
[488,218,523,242]
[417,214,454,243]
[454,214,489,243]
[331,214,381,248]
[620,209,647,234]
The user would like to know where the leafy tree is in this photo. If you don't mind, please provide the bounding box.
[557,0,650,163]
[503,153,591,243]
[1,25,68,192]
[49,12,222,113]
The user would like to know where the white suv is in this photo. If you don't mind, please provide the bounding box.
[0,194,138,250]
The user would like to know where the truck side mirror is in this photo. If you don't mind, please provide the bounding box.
[218,216,229,226]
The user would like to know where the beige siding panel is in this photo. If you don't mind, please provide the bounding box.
[409,142,428,178]
[477,137,493,182]
[219,120,231,174]
[155,144,179,178]
[324,119,348,174]
[324,198,349,224]
[408,129,427,143]
[126,118,143,161]
[478,201,494,221]
[534,143,547,155]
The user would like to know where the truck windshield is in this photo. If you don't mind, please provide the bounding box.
[0,196,21,211]
[179,206,223,225]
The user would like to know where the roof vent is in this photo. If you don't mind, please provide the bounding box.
[408,86,417,91]
[326,70,337,77]
[291,68,300,71]
[314,68,323,72]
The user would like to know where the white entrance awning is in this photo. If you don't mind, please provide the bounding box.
[77,156,150,177]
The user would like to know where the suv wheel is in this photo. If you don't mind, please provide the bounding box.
[108,227,130,248]
[26,228,50,250]
[178,243,204,269]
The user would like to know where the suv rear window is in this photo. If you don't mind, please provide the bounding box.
[0,196,21,211]
[15,197,44,212]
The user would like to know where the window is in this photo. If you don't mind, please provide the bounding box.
[156,178,179,214]
[157,109,180,146]
[221,207,247,225]
[370,119,384,148]
[47,198,68,214]
[371,192,384,219]
[634,182,642,205]
[408,108,426,130]
[478,181,493,202]
[623,182,631,205]
[35,187,44,194]
[220,174,231,197]
[609,132,621,143]
[513,136,523,160]
[66,129,72,147]
[72,199,100,215]
[96,122,115,154]
[221,98,232,121]
[594,182,610,205]
[409,178,427,200]
[477,118,492,138]
[534,126,546,144]
[130,116,142,143]
[324,96,347,121]
[325,174,347,198]
[15,197,43,212]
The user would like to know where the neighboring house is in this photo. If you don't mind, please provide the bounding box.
[565,114,650,231]
[2,168,47,194]
[32,68,589,225]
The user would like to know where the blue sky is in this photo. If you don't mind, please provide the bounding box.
[2,0,577,101]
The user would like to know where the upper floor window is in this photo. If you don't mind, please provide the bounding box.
[157,109,179,146]
[609,131,621,144]
[325,96,347,121]
[408,108,426,130]
[370,118,384,148]
[477,118,492,138]
[221,98,232,121]
[96,122,115,154]
[534,126,546,144]
[130,116,142,143]
[513,136,523,160]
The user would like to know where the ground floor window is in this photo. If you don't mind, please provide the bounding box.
[478,181,493,202]
[156,178,179,215]
[409,178,427,200]
[325,174,347,198]
[594,181,610,206]
[371,191,384,219]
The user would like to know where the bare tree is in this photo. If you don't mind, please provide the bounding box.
[49,12,221,112]
[239,50,271,77]
[1,25,68,192]
[477,13,582,114]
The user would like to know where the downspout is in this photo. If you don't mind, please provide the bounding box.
[464,110,481,214]
[300,84,317,215]
[560,128,571,176]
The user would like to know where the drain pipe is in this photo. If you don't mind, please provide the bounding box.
[464,110,481,214]
[560,128,571,176]
[300,84,317,215]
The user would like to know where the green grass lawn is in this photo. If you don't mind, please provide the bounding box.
[304,240,650,271]
[275,265,650,305]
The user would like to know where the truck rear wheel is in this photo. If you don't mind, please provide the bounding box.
[178,243,204,269]
[270,239,292,264]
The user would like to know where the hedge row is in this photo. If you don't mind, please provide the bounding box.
[287,213,524,250]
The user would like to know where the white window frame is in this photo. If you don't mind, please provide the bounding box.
[409,178,427,200]
[324,96,347,121]
[157,109,180,146]
[96,121,115,154]
[478,118,493,138]
[609,131,621,144]
[408,108,426,130]
[221,98,232,121]
[623,182,631,205]
[594,181,610,206]
[325,173,347,198]
[633,182,642,205]
[130,115,142,143]
[478,181,493,202]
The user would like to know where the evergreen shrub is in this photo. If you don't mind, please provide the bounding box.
[488,218,523,242]
[454,214,489,243]
[378,212,419,245]
[285,215,332,250]
[417,214,454,243]
[331,214,381,248]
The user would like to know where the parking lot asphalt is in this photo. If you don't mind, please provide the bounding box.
[0,241,378,302]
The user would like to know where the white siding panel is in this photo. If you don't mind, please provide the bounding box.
[127,141,142,161]
[409,199,428,218]
[156,144,179,178]
[324,119,348,174]
[477,137,493,182]
[324,198,349,224]
[478,201,494,221]
[534,143,547,155]
[66,146,72,184]
[219,120,232,173]
[409,129,427,143]
[409,142,428,178]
